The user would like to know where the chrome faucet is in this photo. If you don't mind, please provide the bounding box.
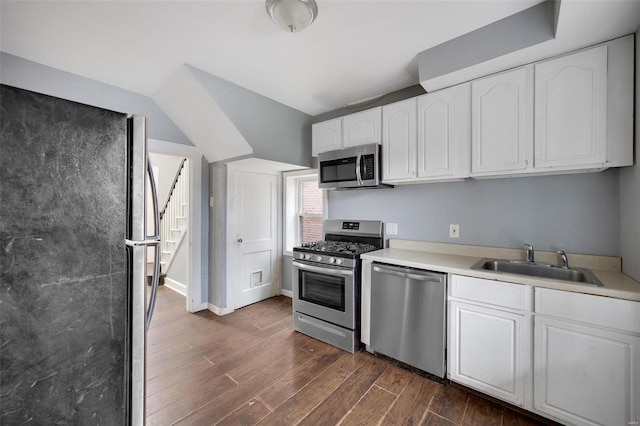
[557,250,569,268]
[524,243,534,263]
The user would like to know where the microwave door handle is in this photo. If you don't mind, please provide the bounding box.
[355,152,363,186]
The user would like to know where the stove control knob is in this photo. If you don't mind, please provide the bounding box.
[315,256,323,262]
[304,254,311,260]
[328,257,336,264]
[336,258,343,265]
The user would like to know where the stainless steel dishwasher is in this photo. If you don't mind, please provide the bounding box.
[370,262,447,378]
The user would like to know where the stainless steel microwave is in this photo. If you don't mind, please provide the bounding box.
[318,144,390,190]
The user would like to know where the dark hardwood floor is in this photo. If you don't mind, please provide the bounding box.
[146,287,548,425]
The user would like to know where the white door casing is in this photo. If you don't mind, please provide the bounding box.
[228,165,279,309]
[148,138,205,313]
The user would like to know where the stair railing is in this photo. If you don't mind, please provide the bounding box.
[159,158,188,273]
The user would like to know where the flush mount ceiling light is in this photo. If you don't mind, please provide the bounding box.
[266,0,318,33]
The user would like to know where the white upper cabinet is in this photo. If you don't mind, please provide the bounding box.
[534,45,607,169]
[382,84,470,184]
[342,107,381,148]
[312,118,341,156]
[312,107,382,156]
[471,66,534,176]
[314,35,633,175]
[417,84,470,180]
[469,35,633,177]
[382,98,417,182]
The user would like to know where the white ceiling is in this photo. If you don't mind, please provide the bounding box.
[1,1,639,117]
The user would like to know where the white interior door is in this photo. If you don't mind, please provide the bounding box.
[229,166,279,309]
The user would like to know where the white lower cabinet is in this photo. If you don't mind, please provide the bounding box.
[448,276,640,425]
[534,288,640,426]
[448,275,533,407]
[449,300,531,406]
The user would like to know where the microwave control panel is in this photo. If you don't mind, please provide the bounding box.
[362,154,375,179]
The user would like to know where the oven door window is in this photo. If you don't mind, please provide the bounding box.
[298,269,345,312]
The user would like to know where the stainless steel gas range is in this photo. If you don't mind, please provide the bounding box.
[292,219,383,353]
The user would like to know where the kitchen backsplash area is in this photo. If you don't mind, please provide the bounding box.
[328,168,620,257]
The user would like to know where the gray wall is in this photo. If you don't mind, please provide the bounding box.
[619,28,640,281]
[0,52,191,145]
[282,255,293,293]
[417,0,556,84]
[209,162,227,307]
[188,65,312,168]
[328,170,621,257]
[313,85,426,123]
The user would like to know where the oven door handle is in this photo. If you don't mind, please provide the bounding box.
[293,261,354,277]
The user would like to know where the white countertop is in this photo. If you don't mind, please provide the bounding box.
[361,247,640,302]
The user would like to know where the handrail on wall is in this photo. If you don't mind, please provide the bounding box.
[160,158,187,219]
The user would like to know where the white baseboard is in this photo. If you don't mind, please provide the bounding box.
[208,303,234,316]
[164,277,186,296]
[191,302,208,312]
[280,289,293,298]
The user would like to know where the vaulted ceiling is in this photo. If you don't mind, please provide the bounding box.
[3,1,639,118]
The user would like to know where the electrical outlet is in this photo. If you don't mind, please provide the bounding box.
[386,223,398,235]
[450,224,460,239]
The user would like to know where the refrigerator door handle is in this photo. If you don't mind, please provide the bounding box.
[145,159,161,330]
[125,236,160,247]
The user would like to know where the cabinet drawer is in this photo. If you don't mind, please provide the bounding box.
[451,275,532,311]
[535,288,640,334]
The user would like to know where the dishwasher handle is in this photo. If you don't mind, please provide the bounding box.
[373,264,444,283]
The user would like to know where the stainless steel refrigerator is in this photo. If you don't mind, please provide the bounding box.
[0,84,161,424]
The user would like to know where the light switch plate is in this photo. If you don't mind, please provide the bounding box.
[386,223,398,235]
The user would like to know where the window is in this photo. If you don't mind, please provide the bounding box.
[299,180,323,244]
[284,170,326,255]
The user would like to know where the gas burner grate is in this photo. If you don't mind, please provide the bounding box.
[300,241,379,256]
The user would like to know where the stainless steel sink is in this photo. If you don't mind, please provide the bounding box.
[471,259,604,286]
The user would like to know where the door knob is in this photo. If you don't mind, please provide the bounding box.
[237,238,243,243]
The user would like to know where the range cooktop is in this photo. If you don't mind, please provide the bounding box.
[295,240,380,257]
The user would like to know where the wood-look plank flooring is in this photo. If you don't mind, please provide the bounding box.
[146,287,551,425]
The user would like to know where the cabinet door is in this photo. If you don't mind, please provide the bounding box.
[342,107,381,148]
[382,98,417,182]
[534,45,607,169]
[312,118,342,156]
[471,66,533,175]
[449,300,530,406]
[534,316,640,426]
[417,84,470,179]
